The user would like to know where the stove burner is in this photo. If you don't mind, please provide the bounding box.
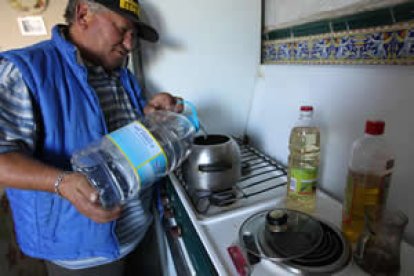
[263,220,351,274]
[258,210,324,261]
[286,221,346,267]
[239,210,351,274]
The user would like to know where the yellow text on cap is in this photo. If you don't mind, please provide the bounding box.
[120,0,141,16]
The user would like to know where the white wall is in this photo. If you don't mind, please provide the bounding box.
[140,0,261,136]
[246,64,414,242]
[139,0,414,242]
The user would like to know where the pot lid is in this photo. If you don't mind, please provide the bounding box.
[239,208,324,261]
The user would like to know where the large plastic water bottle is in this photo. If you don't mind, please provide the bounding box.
[286,106,320,214]
[71,103,199,209]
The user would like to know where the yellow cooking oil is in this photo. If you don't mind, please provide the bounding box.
[342,170,391,243]
[341,120,394,244]
[286,125,320,214]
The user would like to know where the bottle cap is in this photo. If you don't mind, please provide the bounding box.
[365,120,385,135]
[300,106,313,112]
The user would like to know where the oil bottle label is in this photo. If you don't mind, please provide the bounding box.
[106,121,167,189]
[289,167,318,195]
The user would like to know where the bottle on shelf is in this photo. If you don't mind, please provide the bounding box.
[71,102,199,209]
[341,120,394,243]
[286,105,320,214]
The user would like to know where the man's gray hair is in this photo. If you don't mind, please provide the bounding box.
[64,0,109,24]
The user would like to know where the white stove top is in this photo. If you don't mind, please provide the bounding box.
[169,174,414,275]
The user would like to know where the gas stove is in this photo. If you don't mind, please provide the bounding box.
[160,139,414,276]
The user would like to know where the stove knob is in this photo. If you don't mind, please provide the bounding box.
[169,225,182,237]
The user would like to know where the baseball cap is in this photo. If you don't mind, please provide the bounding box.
[94,0,159,42]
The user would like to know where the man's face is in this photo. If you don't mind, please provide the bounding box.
[85,10,137,70]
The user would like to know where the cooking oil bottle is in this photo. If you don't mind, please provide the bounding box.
[286,106,320,214]
[342,120,394,243]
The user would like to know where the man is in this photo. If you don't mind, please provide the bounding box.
[0,0,179,275]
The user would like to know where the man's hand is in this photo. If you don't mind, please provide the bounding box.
[144,92,184,115]
[0,152,120,223]
[58,172,121,223]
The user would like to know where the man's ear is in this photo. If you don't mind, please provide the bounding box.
[74,2,91,28]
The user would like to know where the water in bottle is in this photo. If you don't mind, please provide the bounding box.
[71,103,199,209]
[286,106,320,214]
[342,120,394,243]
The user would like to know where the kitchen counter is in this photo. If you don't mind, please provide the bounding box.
[168,172,414,275]
[313,191,414,276]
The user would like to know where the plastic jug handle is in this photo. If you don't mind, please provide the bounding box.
[177,99,200,131]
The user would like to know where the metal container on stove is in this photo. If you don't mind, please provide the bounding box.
[182,134,241,192]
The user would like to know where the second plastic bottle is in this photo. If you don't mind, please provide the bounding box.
[286,106,320,214]
[342,120,394,243]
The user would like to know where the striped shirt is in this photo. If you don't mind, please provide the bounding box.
[0,55,152,269]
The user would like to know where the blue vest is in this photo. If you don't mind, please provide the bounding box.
[1,25,146,260]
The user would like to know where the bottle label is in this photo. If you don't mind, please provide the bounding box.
[106,121,167,189]
[289,167,318,195]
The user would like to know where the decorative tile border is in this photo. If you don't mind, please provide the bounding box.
[262,22,414,65]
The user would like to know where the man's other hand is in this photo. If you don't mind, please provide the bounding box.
[144,92,184,114]
[58,172,121,223]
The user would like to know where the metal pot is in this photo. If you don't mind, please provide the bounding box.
[182,134,241,192]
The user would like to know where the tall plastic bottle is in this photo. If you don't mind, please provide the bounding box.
[286,106,320,214]
[342,120,394,243]
[71,107,199,209]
